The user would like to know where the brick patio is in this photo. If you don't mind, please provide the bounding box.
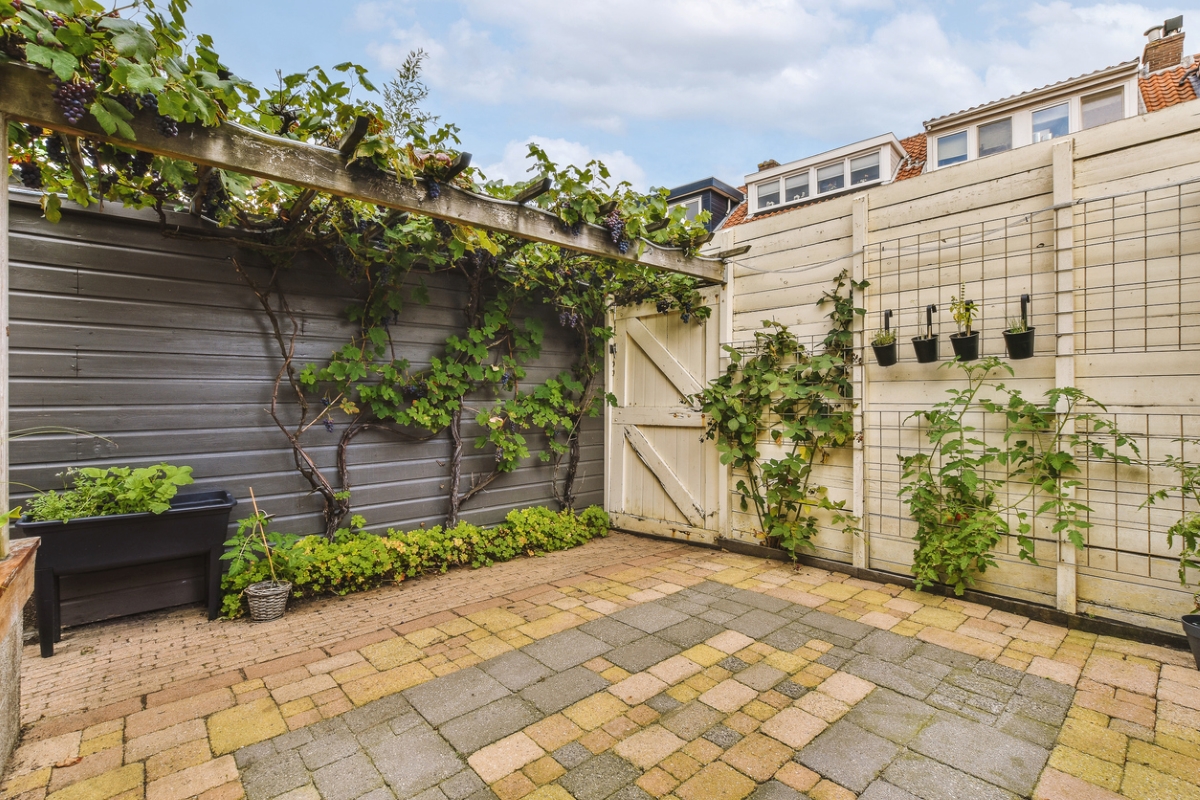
[2,532,1198,800]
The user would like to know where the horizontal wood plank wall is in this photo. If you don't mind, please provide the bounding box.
[7,194,599,625]
[715,101,1200,633]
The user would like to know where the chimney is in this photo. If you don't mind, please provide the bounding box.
[1144,16,1185,72]
[757,159,780,172]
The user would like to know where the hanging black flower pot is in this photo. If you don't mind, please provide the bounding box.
[1184,614,1200,670]
[950,331,980,361]
[1004,328,1035,360]
[912,335,938,363]
[873,342,898,367]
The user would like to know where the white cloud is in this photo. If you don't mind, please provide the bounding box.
[482,137,648,191]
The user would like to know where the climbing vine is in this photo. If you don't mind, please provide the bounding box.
[900,357,1138,595]
[692,271,863,560]
[2,0,713,535]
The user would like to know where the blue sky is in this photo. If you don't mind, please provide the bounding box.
[187,1,1197,192]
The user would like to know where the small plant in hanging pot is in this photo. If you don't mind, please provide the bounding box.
[872,310,898,367]
[1142,442,1200,669]
[950,285,980,361]
[1003,294,1036,360]
[912,304,939,363]
[221,489,297,622]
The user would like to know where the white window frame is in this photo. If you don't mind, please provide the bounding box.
[744,140,897,217]
[755,179,782,211]
[1030,101,1070,144]
[935,130,970,168]
[671,196,702,221]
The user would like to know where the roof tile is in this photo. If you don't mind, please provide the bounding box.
[1139,62,1199,112]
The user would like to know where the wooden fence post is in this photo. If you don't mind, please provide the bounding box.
[1,114,9,559]
[852,196,869,569]
[718,258,735,541]
[1052,139,1078,614]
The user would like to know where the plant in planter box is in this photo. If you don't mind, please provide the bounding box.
[1141,440,1200,667]
[912,304,939,363]
[26,463,194,522]
[221,490,298,621]
[950,285,980,361]
[1003,294,1036,360]
[872,310,898,367]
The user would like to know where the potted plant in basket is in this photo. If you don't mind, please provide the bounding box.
[1142,442,1200,668]
[950,285,979,361]
[872,310,898,367]
[1004,294,1036,360]
[912,304,939,363]
[221,488,297,621]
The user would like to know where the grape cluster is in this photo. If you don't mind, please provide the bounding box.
[323,418,335,433]
[116,92,139,115]
[494,448,505,463]
[618,240,630,255]
[426,181,441,201]
[17,161,42,190]
[198,170,228,218]
[25,124,43,138]
[656,300,671,314]
[85,57,103,82]
[559,309,582,329]
[399,382,429,402]
[432,219,453,239]
[45,135,66,165]
[499,369,514,389]
[52,79,96,125]
[126,151,153,179]
[139,93,179,137]
[604,209,625,243]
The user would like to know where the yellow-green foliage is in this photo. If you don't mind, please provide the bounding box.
[220,505,609,618]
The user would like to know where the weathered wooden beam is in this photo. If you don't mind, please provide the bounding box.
[0,114,9,558]
[514,176,552,206]
[0,63,723,283]
[337,115,370,159]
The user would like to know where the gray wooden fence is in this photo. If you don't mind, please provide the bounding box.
[7,191,601,626]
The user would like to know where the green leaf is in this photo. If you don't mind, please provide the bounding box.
[23,43,78,81]
[41,193,62,223]
[98,18,158,62]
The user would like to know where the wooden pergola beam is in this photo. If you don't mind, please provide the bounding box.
[0,63,724,283]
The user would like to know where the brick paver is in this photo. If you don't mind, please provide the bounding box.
[1,534,1198,800]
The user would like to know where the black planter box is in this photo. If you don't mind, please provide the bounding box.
[1004,328,1036,360]
[872,342,898,367]
[14,489,237,657]
[912,335,939,363]
[950,331,980,361]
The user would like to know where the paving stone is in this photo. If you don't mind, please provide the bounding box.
[912,642,978,670]
[699,610,737,625]
[776,604,811,621]
[360,788,398,800]
[996,710,1060,749]
[692,581,737,598]
[551,741,593,769]
[747,781,804,800]
[729,590,792,613]
[796,720,901,792]
[855,631,921,664]
[558,753,641,800]
[407,789,442,800]
[657,618,725,648]
[309,718,353,738]
[312,752,384,800]
[711,600,754,616]
[774,681,808,700]
[643,692,681,715]
[717,657,750,673]
[973,661,1024,687]
[927,690,1000,725]
[521,667,610,715]
[479,650,552,691]
[389,712,425,736]
[405,668,511,727]
[613,726,686,770]
[702,725,742,749]
[800,611,873,642]
[735,663,787,692]
[607,786,654,800]
[610,603,690,633]
[241,750,311,800]
[909,712,1050,795]
[439,770,485,800]
[726,610,790,639]
[882,752,1017,800]
[235,740,278,769]
[816,646,856,670]
[464,789,499,800]
[298,731,361,770]
[1005,693,1068,727]
[661,702,724,740]
[945,670,1017,703]
[760,627,812,653]
[439,696,542,753]
[1017,673,1075,708]
[605,636,682,673]
[844,655,941,700]
[275,727,317,753]
[901,655,953,681]
[843,689,938,745]
[523,629,612,672]
[676,588,715,603]
[343,695,415,734]
[857,780,921,800]
[365,722,464,798]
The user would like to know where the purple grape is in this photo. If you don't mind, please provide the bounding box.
[17,161,42,190]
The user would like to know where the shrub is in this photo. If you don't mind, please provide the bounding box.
[220,505,610,618]
[26,463,194,522]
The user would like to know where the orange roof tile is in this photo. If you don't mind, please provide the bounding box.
[719,135,926,229]
[1140,61,1199,112]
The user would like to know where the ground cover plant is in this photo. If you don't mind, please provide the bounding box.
[219,505,609,618]
[1,0,713,535]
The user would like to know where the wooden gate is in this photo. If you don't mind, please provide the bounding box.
[606,287,721,543]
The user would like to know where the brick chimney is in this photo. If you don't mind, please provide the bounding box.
[1144,18,1185,72]
[757,159,780,171]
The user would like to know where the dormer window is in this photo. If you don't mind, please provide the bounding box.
[978,118,1012,157]
[1032,103,1069,142]
[937,131,968,167]
[1082,87,1124,129]
[756,180,780,209]
[785,173,809,202]
[817,163,844,193]
[850,153,880,185]
[680,197,701,221]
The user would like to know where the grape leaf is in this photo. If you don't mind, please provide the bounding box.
[98,18,157,63]
[23,43,78,81]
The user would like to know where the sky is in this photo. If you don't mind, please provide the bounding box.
[186,1,1198,192]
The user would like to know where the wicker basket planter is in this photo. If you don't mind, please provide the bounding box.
[245,580,291,621]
